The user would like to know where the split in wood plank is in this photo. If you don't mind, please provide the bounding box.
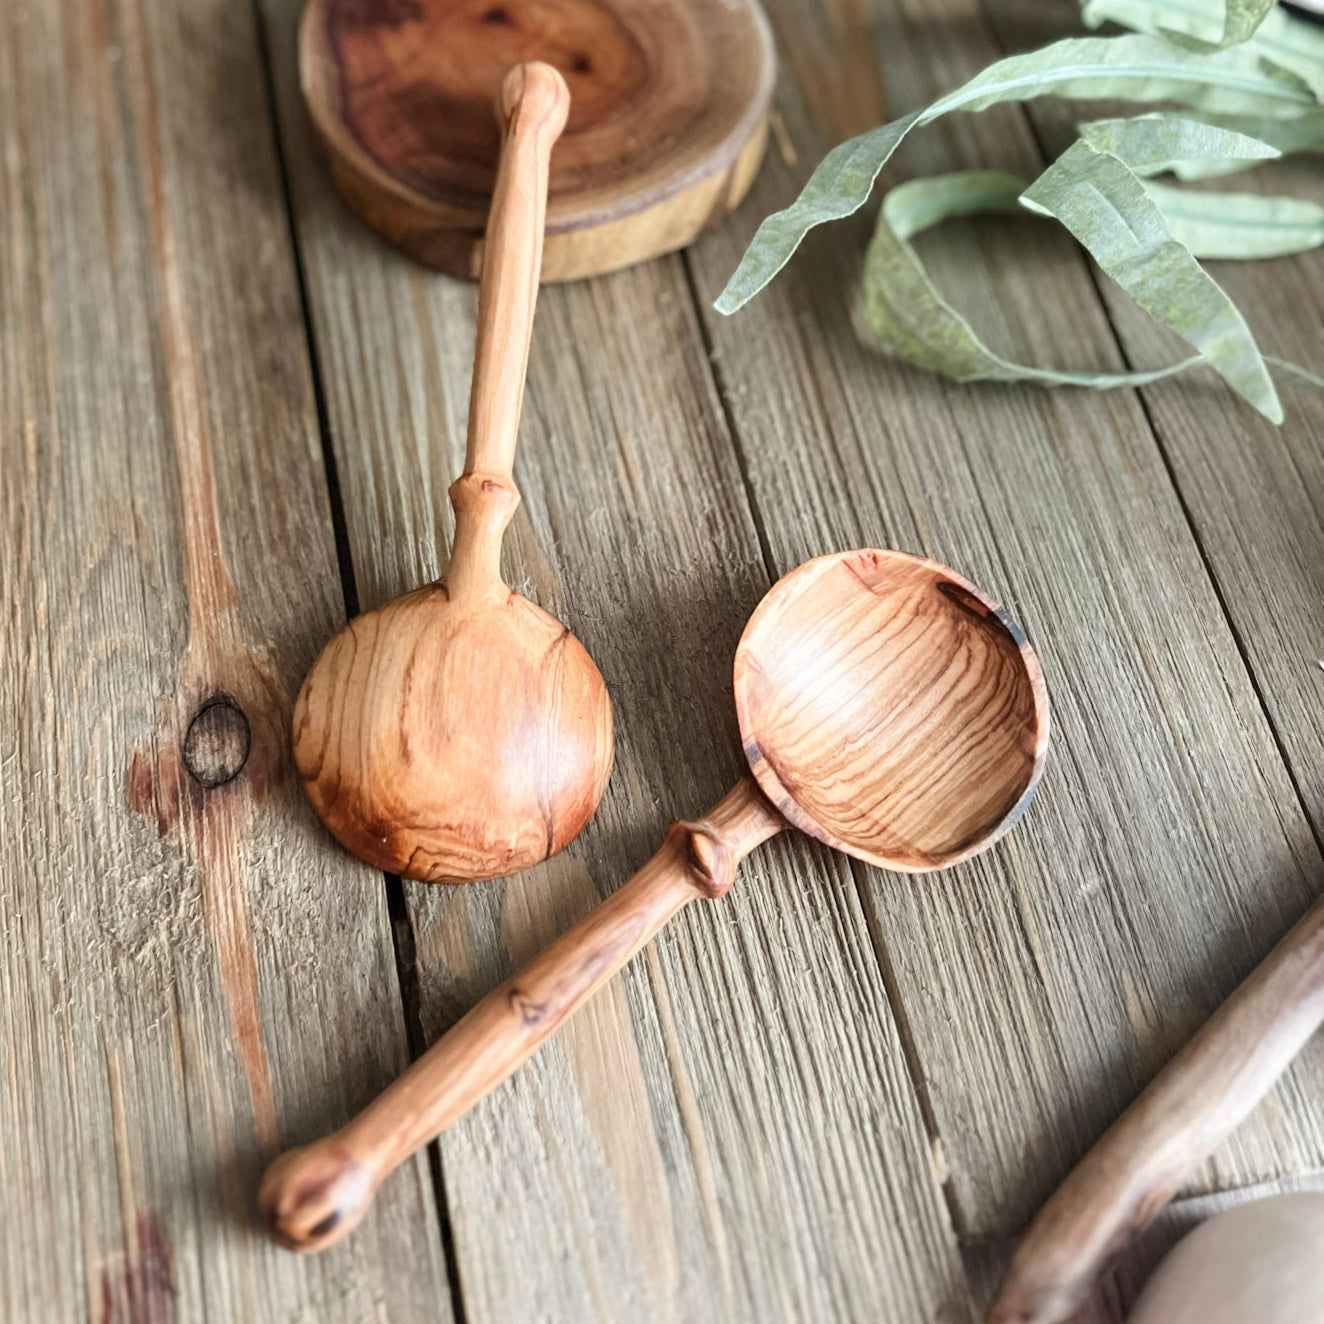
[0,0,451,1319]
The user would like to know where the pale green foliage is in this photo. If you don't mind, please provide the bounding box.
[857,171,1204,389]
[1021,139,1281,420]
[1076,114,1279,172]
[716,0,1322,422]
[1144,183,1324,257]
[1082,0,1324,93]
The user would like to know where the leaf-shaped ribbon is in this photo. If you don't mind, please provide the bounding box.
[857,171,1203,388]
[1083,0,1324,94]
[1020,139,1282,420]
[715,33,1315,314]
[1085,0,1275,49]
[1078,113,1280,171]
[1144,182,1324,257]
[859,117,1319,414]
[1217,0,1276,47]
[1157,110,1324,177]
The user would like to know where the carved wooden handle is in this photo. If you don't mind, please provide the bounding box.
[448,61,570,599]
[988,893,1324,1324]
[260,777,784,1253]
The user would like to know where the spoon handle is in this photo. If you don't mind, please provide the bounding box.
[464,61,568,480]
[987,891,1324,1324]
[259,777,784,1253]
[448,62,569,598]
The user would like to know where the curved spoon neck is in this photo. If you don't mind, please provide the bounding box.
[675,776,787,897]
[445,471,518,600]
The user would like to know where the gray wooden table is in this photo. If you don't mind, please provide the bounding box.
[3,0,1321,1319]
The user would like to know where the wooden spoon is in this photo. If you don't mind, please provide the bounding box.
[987,890,1324,1324]
[262,548,1050,1250]
[294,63,613,883]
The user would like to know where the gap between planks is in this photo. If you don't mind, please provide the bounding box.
[247,0,471,1318]
[973,0,1324,867]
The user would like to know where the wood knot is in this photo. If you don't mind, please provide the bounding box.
[508,989,549,1026]
[182,697,251,788]
[677,822,735,899]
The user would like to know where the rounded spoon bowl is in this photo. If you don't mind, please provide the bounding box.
[737,548,1047,871]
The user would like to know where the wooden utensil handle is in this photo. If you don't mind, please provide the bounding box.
[987,892,1324,1324]
[448,61,569,599]
[259,777,784,1253]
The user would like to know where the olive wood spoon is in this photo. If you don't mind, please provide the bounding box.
[988,891,1324,1324]
[293,63,613,883]
[262,549,1050,1251]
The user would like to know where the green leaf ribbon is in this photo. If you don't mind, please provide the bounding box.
[715,32,1315,315]
[1021,139,1281,420]
[858,112,1318,420]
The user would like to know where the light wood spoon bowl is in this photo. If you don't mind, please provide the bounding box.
[262,549,1050,1249]
[294,63,613,882]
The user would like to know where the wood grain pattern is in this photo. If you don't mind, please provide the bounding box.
[299,0,775,278]
[293,63,613,882]
[737,549,1048,871]
[262,546,1048,1250]
[982,0,1324,838]
[0,0,451,1319]
[262,0,979,1314]
[685,0,1324,1241]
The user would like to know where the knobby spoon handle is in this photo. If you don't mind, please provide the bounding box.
[259,777,784,1252]
[447,61,569,600]
[988,892,1324,1324]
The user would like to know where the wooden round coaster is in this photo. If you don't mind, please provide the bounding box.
[299,0,777,281]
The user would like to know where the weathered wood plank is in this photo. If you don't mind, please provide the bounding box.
[0,0,450,1318]
[685,0,1324,1238]
[983,0,1324,835]
[259,1,976,1318]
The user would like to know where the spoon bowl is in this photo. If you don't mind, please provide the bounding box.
[736,548,1047,871]
[295,576,612,881]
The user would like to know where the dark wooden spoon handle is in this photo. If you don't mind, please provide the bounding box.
[259,777,784,1253]
[988,892,1324,1324]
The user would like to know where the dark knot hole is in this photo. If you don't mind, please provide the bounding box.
[183,696,251,789]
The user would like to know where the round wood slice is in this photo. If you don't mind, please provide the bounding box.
[299,0,776,281]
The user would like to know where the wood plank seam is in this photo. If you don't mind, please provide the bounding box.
[972,0,1324,872]
[678,235,983,1247]
[248,2,471,1317]
[678,252,781,583]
